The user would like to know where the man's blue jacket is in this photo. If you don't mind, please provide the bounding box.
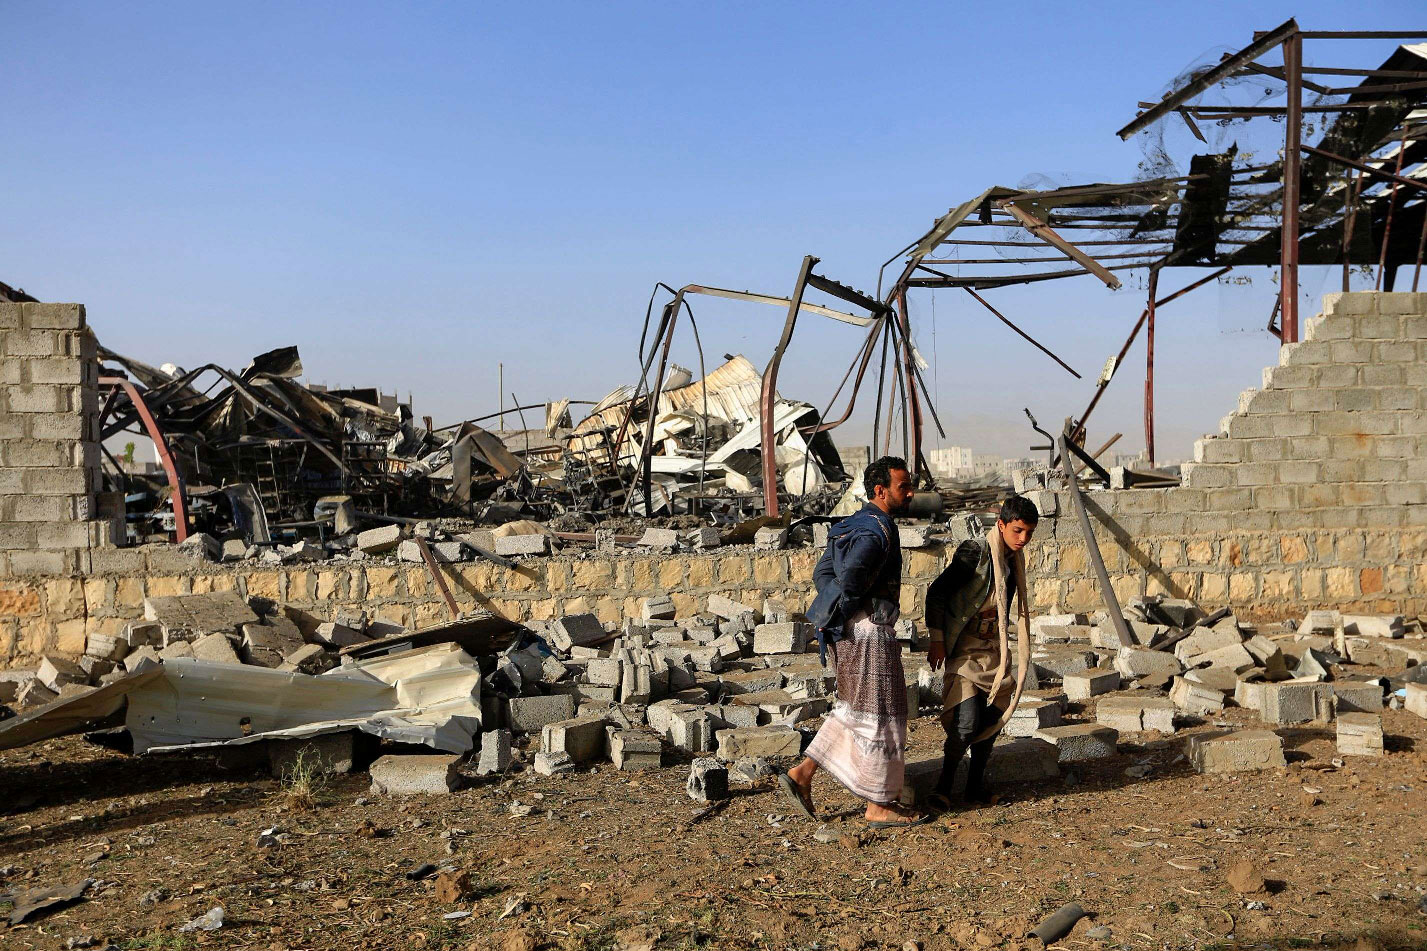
[806,502,901,664]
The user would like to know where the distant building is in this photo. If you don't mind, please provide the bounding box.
[839,444,871,474]
[927,446,975,475]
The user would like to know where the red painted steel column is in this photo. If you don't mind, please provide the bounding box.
[1281,31,1303,343]
[1144,270,1159,467]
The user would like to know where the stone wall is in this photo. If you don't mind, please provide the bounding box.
[1026,291,1427,621]
[0,301,110,577]
[0,543,949,667]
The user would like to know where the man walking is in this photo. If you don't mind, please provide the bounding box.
[779,457,928,828]
[923,495,1039,809]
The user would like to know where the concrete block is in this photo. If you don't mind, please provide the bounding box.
[1032,648,1097,680]
[707,594,759,620]
[1404,683,1427,719]
[1335,712,1383,757]
[541,715,608,763]
[641,595,676,621]
[191,632,243,665]
[610,730,662,769]
[493,533,550,557]
[688,526,721,549]
[507,693,578,733]
[1195,642,1258,675]
[1260,680,1333,725]
[16,678,58,708]
[312,621,368,648]
[1242,635,1288,678]
[754,526,787,550]
[1332,680,1384,714]
[715,702,760,729]
[1096,695,1176,734]
[1187,730,1286,774]
[753,621,810,655]
[122,645,162,674]
[356,524,402,554]
[762,598,790,624]
[1114,647,1182,679]
[1174,626,1242,664]
[1063,667,1120,701]
[985,737,1061,783]
[715,724,801,761]
[1036,623,1094,644]
[533,751,577,776]
[144,591,260,641]
[368,754,461,795]
[1005,697,1064,737]
[77,656,114,681]
[268,733,356,777]
[1343,615,1404,639]
[638,527,679,549]
[159,640,194,661]
[550,614,606,651]
[898,525,930,548]
[669,706,716,753]
[1298,609,1343,637]
[280,643,332,674]
[1170,676,1226,716]
[37,655,86,692]
[476,729,512,776]
[1034,723,1118,762]
[686,757,729,801]
[1234,679,1266,711]
[583,657,624,687]
[84,632,130,663]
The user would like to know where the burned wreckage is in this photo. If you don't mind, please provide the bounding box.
[96,339,856,552]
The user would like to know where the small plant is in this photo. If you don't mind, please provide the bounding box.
[278,748,328,811]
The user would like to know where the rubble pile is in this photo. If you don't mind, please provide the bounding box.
[100,345,860,552]
[2,581,1422,804]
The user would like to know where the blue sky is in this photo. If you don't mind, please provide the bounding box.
[4,1,1420,461]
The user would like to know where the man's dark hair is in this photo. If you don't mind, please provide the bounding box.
[863,456,908,498]
[999,494,1040,525]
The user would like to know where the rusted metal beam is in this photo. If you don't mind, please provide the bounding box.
[99,376,190,543]
[1057,434,1133,648]
[1144,269,1159,467]
[1117,18,1299,139]
[1281,30,1303,343]
[997,202,1123,289]
[961,287,1082,378]
[413,536,461,620]
[894,288,924,477]
[1301,144,1427,195]
[761,256,816,518]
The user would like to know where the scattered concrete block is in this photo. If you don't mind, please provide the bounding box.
[159,640,194,661]
[1096,695,1176,734]
[1260,680,1333,725]
[1187,730,1286,774]
[221,538,250,562]
[1184,666,1239,696]
[898,525,929,548]
[1336,712,1384,757]
[1173,626,1242,665]
[507,693,578,733]
[191,632,243,665]
[584,657,624,687]
[754,526,788,550]
[369,754,461,795]
[715,724,801,761]
[493,533,550,557]
[476,729,512,776]
[729,757,775,784]
[715,702,761,729]
[239,622,304,668]
[762,598,790,624]
[1404,683,1427,719]
[718,668,784,695]
[1243,635,1289,679]
[985,736,1061,783]
[1234,679,1266,711]
[641,595,676,621]
[1332,680,1384,714]
[281,540,327,562]
[1170,676,1226,716]
[1342,615,1404,639]
[686,757,729,801]
[813,522,830,549]
[177,532,221,561]
[1195,642,1257,675]
[637,527,679,549]
[280,643,332,674]
[669,706,716,753]
[84,632,130,663]
[122,645,161,674]
[753,622,810,655]
[687,647,725,674]
[77,655,114,681]
[37,656,86,692]
[1298,610,1343,637]
[1114,647,1182,679]
[533,751,577,776]
[689,526,721,549]
[312,621,368,648]
[16,678,58,708]
[707,594,759,621]
[1063,667,1120,701]
[123,621,162,648]
[268,733,356,777]
[1006,698,1064,737]
[1032,649,1098,680]
[610,730,661,769]
[1035,723,1118,762]
[356,524,402,554]
[541,715,608,763]
[550,614,606,651]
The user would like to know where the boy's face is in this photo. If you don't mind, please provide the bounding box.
[998,518,1035,552]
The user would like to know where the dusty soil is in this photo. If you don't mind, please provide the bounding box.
[2,698,1425,951]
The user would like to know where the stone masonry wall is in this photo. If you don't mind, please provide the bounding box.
[1025,291,1427,621]
[0,302,110,579]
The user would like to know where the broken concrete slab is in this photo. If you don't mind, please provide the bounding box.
[1336,712,1384,757]
[356,524,403,554]
[84,632,130,664]
[1404,683,1427,719]
[686,757,729,801]
[279,643,332,674]
[714,724,801,761]
[1034,723,1118,762]
[1032,648,1098,680]
[1006,698,1064,737]
[985,736,1061,783]
[1332,680,1384,714]
[707,594,759,621]
[1114,647,1182,679]
[476,729,512,776]
[610,730,661,770]
[754,526,788,550]
[1187,729,1286,774]
[240,622,306,668]
[641,595,676,621]
[1342,614,1404,639]
[312,621,368,648]
[1096,695,1176,734]
[493,533,550,557]
[637,527,679,549]
[533,750,577,776]
[143,591,260,643]
[1063,667,1120,701]
[190,632,243,666]
[368,754,461,795]
[540,715,607,763]
[506,693,578,733]
[15,679,58,709]
[1260,680,1333,725]
[1170,676,1225,716]
[752,622,810,655]
[37,656,87,692]
[550,614,606,651]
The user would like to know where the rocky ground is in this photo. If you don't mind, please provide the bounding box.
[2,696,1425,951]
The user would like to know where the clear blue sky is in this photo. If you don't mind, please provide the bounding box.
[5,1,1420,461]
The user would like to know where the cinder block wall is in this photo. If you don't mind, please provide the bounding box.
[0,302,109,578]
[1027,291,1427,620]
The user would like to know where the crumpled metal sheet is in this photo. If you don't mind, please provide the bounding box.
[128,643,483,755]
[0,669,164,751]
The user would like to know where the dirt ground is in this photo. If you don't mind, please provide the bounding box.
[2,692,1426,951]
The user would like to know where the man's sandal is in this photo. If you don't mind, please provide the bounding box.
[866,806,932,830]
[777,772,816,820]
